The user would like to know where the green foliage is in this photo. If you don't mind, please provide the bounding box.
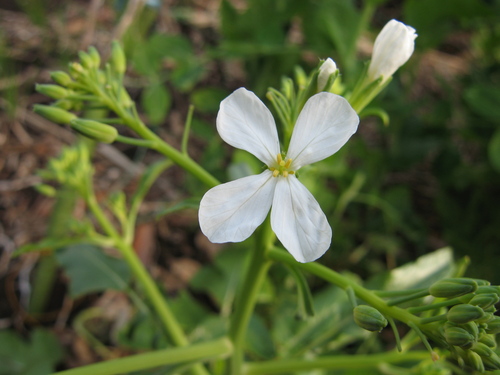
[56,244,132,298]
[9,0,500,373]
[0,329,63,375]
[141,84,171,125]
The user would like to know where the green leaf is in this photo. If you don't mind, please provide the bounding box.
[488,128,500,173]
[382,247,455,291]
[464,84,500,120]
[141,84,171,125]
[0,329,63,375]
[117,312,168,350]
[190,247,248,308]
[56,244,131,298]
[404,0,490,49]
[132,34,194,76]
[246,315,276,359]
[190,87,229,114]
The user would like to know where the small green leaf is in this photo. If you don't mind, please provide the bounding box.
[464,84,500,120]
[488,128,500,173]
[383,247,455,291]
[246,315,276,359]
[0,329,63,375]
[190,88,229,114]
[56,244,131,298]
[141,84,171,125]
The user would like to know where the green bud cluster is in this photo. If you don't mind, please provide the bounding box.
[425,278,500,372]
[34,43,131,144]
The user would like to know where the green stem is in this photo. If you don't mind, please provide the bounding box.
[90,83,219,188]
[229,217,275,375]
[387,290,430,306]
[242,351,430,375]
[52,337,233,375]
[85,193,209,375]
[29,188,77,313]
[267,248,420,326]
[181,104,195,155]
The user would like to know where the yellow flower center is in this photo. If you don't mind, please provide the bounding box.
[269,154,295,178]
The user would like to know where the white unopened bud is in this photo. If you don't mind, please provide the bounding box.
[367,19,417,82]
[317,58,337,92]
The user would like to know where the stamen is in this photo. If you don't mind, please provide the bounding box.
[270,153,295,178]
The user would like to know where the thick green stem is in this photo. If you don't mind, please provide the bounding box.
[85,193,209,375]
[52,337,233,375]
[242,351,430,375]
[267,248,420,326]
[229,218,275,375]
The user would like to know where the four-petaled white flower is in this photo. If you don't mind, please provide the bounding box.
[199,88,359,263]
[368,19,417,83]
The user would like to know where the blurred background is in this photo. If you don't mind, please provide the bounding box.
[1,0,500,372]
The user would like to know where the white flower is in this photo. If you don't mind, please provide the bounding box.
[199,88,359,263]
[317,58,337,92]
[367,19,417,82]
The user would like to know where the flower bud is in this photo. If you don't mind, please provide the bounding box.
[35,84,69,100]
[53,99,74,111]
[34,184,57,197]
[485,317,500,335]
[476,312,494,324]
[88,46,101,68]
[429,278,478,298]
[50,71,73,87]
[473,341,495,358]
[353,305,388,332]
[70,119,118,143]
[110,41,126,75]
[470,293,499,310]
[69,62,85,80]
[476,285,500,295]
[444,325,475,348]
[447,304,484,324]
[466,350,485,373]
[317,58,338,92]
[482,353,500,371]
[33,104,77,124]
[367,19,417,83]
[478,332,497,348]
[78,51,94,69]
[461,321,480,340]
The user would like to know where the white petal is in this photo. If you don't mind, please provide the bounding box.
[271,176,332,263]
[199,170,277,243]
[368,19,417,82]
[286,92,359,169]
[217,88,280,165]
